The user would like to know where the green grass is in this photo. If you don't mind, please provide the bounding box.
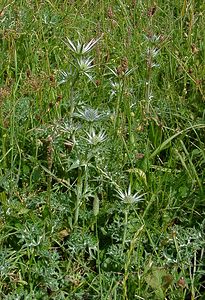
[0,0,205,299]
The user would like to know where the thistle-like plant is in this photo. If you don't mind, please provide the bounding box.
[144,32,161,112]
[60,37,101,119]
[76,57,95,80]
[58,69,72,85]
[84,128,107,146]
[64,37,101,56]
[116,185,144,253]
[63,37,101,79]
[116,185,144,205]
[74,107,107,123]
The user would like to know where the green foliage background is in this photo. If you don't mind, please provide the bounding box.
[0,0,204,299]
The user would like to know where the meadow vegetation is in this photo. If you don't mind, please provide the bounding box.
[0,0,205,299]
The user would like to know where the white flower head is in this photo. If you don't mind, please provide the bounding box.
[147,47,160,58]
[116,185,143,204]
[74,107,106,123]
[76,57,95,80]
[144,34,160,43]
[85,128,107,146]
[58,70,71,85]
[65,37,101,56]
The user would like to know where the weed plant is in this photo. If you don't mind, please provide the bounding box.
[0,0,204,299]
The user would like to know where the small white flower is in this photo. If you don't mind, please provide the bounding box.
[76,57,95,80]
[74,108,106,122]
[58,70,71,85]
[147,47,160,58]
[116,185,143,204]
[65,37,101,55]
[144,34,160,42]
[85,128,107,145]
[77,57,94,71]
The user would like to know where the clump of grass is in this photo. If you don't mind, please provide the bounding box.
[0,1,205,299]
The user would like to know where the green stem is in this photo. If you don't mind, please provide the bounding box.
[70,70,79,122]
[122,209,128,254]
[74,166,83,226]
